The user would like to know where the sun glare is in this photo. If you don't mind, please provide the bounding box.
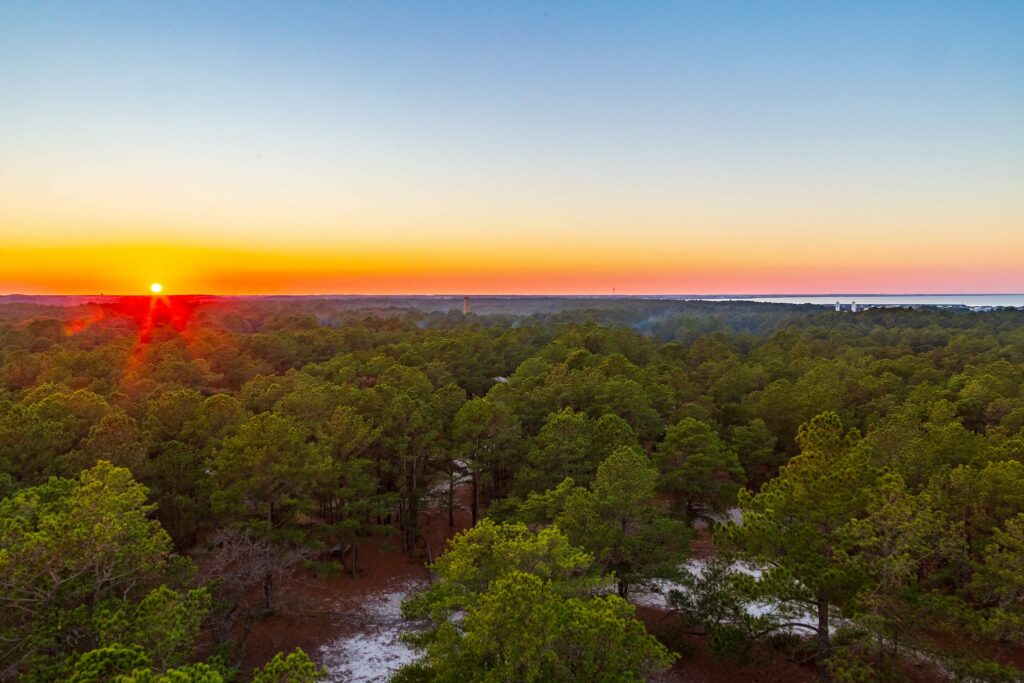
[150,283,163,294]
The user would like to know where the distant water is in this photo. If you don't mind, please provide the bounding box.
[676,295,1024,308]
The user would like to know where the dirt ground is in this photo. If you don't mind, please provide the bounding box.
[642,610,818,683]
[227,493,934,682]
[239,539,431,674]
[224,497,1024,683]
[238,488,473,677]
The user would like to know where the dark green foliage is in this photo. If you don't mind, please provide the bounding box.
[400,521,673,682]
[3,298,1024,679]
[0,463,201,680]
[548,447,690,598]
[212,412,331,529]
[725,413,879,680]
[657,417,745,519]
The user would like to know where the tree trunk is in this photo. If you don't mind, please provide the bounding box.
[875,632,884,682]
[212,604,238,645]
[351,543,358,578]
[399,498,408,554]
[471,471,480,526]
[617,516,629,599]
[406,458,420,553]
[816,595,831,681]
[405,503,417,552]
[263,572,274,613]
[448,472,455,528]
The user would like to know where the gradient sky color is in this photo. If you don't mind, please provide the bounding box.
[1,1,1022,295]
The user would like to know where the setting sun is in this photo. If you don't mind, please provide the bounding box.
[150,283,163,294]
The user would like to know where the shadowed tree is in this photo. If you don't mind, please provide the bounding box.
[212,412,330,610]
[212,412,330,530]
[726,413,879,681]
[453,397,520,525]
[0,462,191,679]
[399,520,673,682]
[657,417,745,521]
[554,446,690,598]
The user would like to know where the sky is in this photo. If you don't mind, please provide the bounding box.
[1,1,1022,295]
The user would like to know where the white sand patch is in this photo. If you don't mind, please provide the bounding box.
[632,559,817,630]
[317,578,427,682]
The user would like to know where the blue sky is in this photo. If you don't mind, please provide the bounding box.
[1,1,1022,293]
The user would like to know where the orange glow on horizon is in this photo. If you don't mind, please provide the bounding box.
[1,235,1022,296]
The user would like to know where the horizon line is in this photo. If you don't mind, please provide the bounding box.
[3,292,1024,299]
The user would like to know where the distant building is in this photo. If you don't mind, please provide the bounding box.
[463,296,470,315]
[851,301,858,313]
[835,301,841,312]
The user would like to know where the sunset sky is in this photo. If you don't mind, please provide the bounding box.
[2,1,1022,295]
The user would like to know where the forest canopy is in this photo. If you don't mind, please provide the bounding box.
[2,297,1024,681]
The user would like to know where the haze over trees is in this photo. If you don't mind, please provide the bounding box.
[2,297,1024,680]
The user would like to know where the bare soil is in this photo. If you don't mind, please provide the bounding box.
[227,492,917,682]
[238,488,473,676]
[240,538,431,674]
